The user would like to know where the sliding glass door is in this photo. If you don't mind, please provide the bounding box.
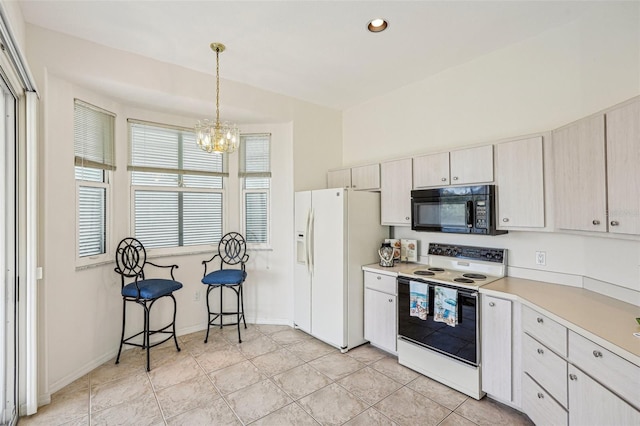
[0,75,18,425]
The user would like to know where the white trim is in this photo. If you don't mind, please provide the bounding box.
[75,178,111,268]
[0,5,37,93]
[24,91,37,415]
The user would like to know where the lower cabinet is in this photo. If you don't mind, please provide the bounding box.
[568,364,640,426]
[481,295,513,402]
[522,373,568,426]
[363,271,397,354]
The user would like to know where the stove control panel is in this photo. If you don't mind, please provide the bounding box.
[428,243,506,264]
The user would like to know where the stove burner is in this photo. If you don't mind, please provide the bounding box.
[428,267,445,272]
[454,277,475,284]
[413,270,435,276]
[462,273,487,280]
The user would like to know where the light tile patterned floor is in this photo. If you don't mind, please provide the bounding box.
[20,325,533,425]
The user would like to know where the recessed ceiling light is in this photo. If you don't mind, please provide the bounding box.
[367,18,388,33]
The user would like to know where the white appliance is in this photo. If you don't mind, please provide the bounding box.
[294,188,388,352]
[396,243,507,400]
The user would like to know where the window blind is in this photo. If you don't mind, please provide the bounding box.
[128,120,227,177]
[241,133,271,245]
[239,133,271,178]
[77,185,106,257]
[129,119,225,249]
[74,99,116,171]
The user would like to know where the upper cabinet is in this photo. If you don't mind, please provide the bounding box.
[552,114,608,232]
[413,145,493,189]
[413,152,450,187]
[327,168,351,189]
[351,164,381,191]
[496,136,545,228]
[552,98,640,235]
[327,164,380,191]
[606,99,640,235]
[381,158,412,226]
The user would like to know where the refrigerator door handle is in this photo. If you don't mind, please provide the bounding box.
[305,208,312,275]
[308,208,315,277]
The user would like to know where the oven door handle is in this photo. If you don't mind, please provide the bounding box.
[465,200,474,228]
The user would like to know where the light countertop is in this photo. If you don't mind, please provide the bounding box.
[481,277,640,367]
[362,263,640,367]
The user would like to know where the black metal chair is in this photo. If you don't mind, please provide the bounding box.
[114,237,183,371]
[201,232,249,343]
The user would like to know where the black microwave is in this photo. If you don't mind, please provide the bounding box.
[411,185,507,235]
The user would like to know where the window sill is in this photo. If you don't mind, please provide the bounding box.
[75,258,114,271]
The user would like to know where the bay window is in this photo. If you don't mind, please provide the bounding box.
[240,133,271,247]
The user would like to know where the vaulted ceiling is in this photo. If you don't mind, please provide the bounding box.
[19,1,596,110]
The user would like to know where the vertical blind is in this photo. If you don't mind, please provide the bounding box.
[74,99,114,258]
[129,120,224,249]
[241,134,271,244]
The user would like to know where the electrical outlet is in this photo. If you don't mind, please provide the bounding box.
[535,251,546,266]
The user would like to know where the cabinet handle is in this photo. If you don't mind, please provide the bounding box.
[593,350,603,358]
[388,298,393,303]
[502,218,509,222]
[610,220,619,226]
[537,393,544,399]
[592,219,600,225]
[569,374,578,381]
[376,276,381,280]
[452,176,459,181]
[537,348,544,355]
[488,302,495,307]
[441,177,447,182]
[536,317,544,324]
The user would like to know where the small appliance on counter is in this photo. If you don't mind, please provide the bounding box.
[378,242,395,267]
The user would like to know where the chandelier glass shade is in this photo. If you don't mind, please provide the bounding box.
[195,43,240,154]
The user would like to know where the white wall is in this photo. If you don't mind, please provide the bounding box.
[25,25,340,398]
[343,3,640,304]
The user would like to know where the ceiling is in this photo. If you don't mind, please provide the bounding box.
[18,1,597,110]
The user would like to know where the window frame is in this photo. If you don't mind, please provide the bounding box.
[73,99,115,268]
[128,119,227,255]
[240,133,272,249]
[75,170,112,268]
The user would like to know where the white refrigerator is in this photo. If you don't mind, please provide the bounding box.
[294,188,388,351]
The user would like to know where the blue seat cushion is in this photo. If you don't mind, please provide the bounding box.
[122,279,183,299]
[202,269,247,285]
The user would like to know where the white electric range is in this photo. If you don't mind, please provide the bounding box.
[396,243,507,400]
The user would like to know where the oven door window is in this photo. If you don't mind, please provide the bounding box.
[397,280,478,366]
[414,198,467,229]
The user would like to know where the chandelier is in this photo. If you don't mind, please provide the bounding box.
[195,43,240,153]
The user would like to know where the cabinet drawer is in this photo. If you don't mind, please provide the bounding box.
[523,333,567,407]
[569,331,640,409]
[364,271,396,295]
[522,305,567,356]
[522,373,568,426]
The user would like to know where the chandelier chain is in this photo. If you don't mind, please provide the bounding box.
[215,47,220,128]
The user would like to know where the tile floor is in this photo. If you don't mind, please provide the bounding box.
[20,325,533,425]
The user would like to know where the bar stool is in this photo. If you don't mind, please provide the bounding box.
[201,232,249,343]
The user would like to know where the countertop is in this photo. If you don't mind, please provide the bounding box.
[362,263,640,367]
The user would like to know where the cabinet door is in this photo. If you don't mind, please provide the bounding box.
[606,99,640,235]
[327,168,351,189]
[413,152,450,188]
[496,137,545,228]
[364,288,396,353]
[481,295,512,402]
[450,145,494,185]
[568,365,640,426]
[351,164,380,190]
[552,115,607,232]
[380,158,412,226]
